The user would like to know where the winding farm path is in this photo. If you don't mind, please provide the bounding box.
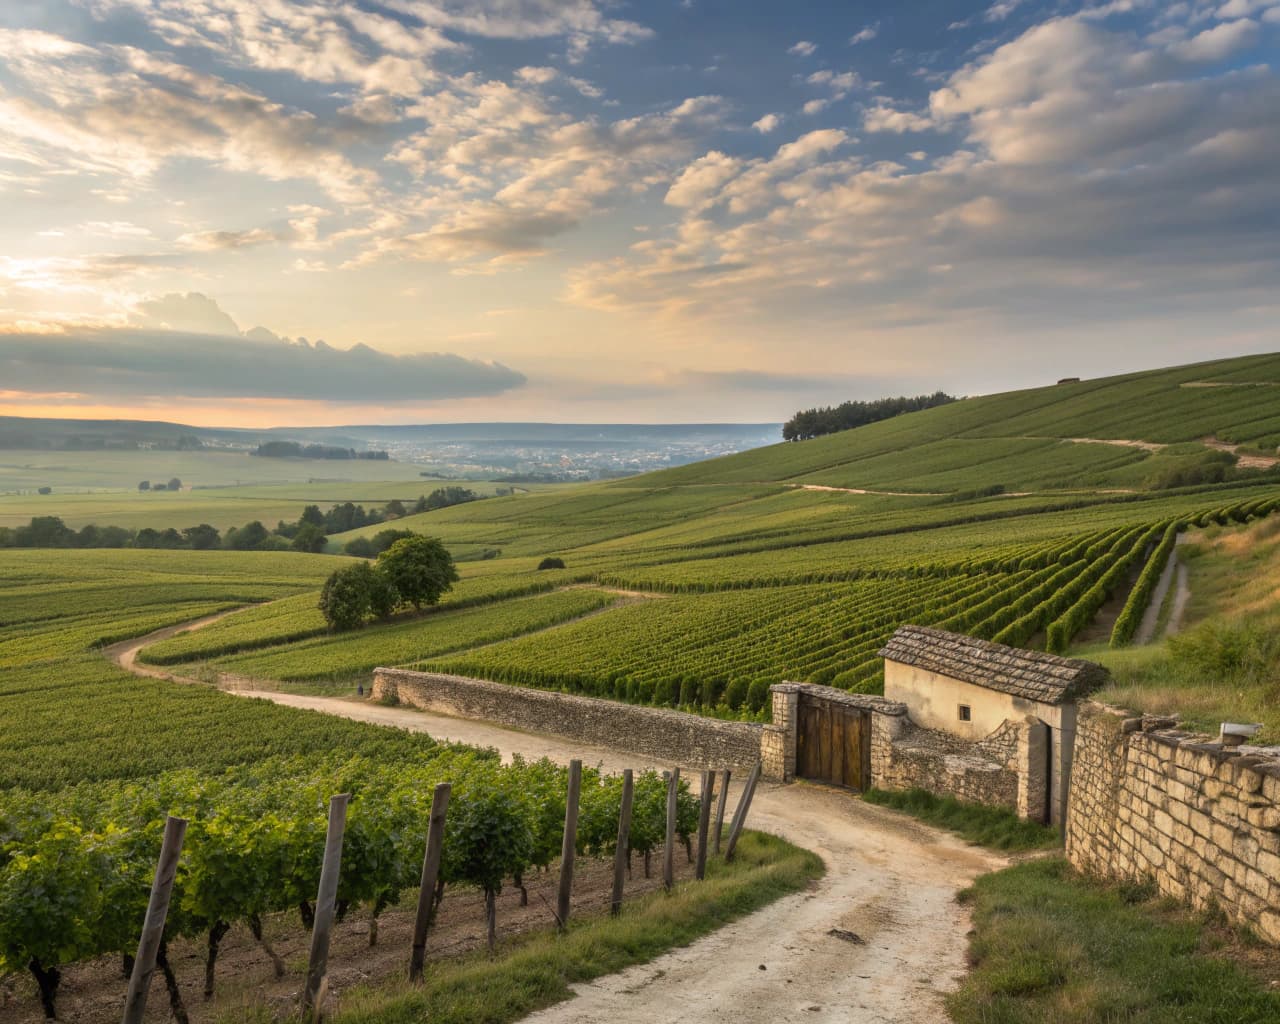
[109,618,1005,1024]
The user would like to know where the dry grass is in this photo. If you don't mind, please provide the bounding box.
[1087,515,1280,740]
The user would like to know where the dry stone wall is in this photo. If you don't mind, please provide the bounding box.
[1067,701,1280,945]
[373,668,765,773]
[872,711,1020,810]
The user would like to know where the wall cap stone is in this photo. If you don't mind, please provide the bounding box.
[771,681,907,715]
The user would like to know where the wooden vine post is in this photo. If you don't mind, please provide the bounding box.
[121,815,187,1024]
[409,783,451,982]
[712,768,731,854]
[695,769,714,880]
[724,762,761,862]
[302,793,350,1023]
[557,759,582,929]
[663,767,680,891]
[611,769,634,916]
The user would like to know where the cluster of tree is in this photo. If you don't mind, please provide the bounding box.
[781,391,958,442]
[319,536,458,629]
[251,441,389,460]
[0,517,225,551]
[138,478,183,491]
[1,490,487,553]
[302,489,481,538]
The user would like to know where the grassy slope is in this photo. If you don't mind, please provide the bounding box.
[951,858,1280,1024]
[638,352,1280,492]
[146,352,1280,713]
[8,352,1280,786]
[1085,513,1280,740]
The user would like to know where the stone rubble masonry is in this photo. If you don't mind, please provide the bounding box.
[373,668,765,774]
[769,682,1029,811]
[873,713,1021,811]
[1066,700,1280,945]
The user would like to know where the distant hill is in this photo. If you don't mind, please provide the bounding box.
[0,415,780,452]
[642,353,1280,495]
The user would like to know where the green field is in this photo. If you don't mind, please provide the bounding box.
[0,475,560,531]
[4,352,1280,1019]
[45,352,1273,722]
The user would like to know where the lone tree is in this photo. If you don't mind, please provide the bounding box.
[376,536,458,610]
[319,562,385,630]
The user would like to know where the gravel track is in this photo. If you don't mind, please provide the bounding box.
[109,619,1006,1024]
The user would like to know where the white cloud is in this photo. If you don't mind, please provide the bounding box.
[564,7,1280,347]
[0,30,376,201]
[1170,18,1259,59]
[803,98,831,115]
[862,104,933,133]
[849,23,879,44]
[985,0,1026,22]
[665,151,743,209]
[788,40,817,56]
[752,113,783,133]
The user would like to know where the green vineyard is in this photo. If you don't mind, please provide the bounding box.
[5,354,1280,1019]
[0,750,701,1018]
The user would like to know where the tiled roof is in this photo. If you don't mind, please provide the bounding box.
[878,625,1108,705]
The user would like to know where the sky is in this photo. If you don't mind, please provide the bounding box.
[0,0,1278,426]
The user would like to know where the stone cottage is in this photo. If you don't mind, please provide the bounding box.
[878,625,1108,824]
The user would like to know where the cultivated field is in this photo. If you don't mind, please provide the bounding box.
[5,353,1280,1020]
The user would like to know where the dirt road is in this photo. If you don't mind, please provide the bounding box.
[110,625,1005,1024]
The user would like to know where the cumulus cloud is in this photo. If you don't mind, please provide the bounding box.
[1170,18,1259,60]
[849,24,879,44]
[82,0,652,91]
[133,293,241,335]
[565,7,1280,343]
[371,92,729,266]
[752,113,783,133]
[0,29,376,201]
[862,103,933,133]
[788,40,817,56]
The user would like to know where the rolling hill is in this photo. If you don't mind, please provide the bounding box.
[127,352,1280,731]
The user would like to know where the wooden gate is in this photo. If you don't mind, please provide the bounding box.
[796,697,871,791]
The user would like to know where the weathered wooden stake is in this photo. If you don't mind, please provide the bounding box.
[611,769,634,916]
[409,783,451,982]
[663,767,680,891]
[302,793,349,1023]
[557,759,582,929]
[724,762,761,862]
[713,768,731,855]
[121,815,187,1024]
[695,770,714,880]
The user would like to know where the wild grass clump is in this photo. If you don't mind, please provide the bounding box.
[949,857,1280,1024]
[862,788,1060,851]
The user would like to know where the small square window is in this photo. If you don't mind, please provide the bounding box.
[958,704,972,722]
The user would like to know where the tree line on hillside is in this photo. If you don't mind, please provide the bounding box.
[782,391,958,442]
[251,441,389,460]
[0,488,485,553]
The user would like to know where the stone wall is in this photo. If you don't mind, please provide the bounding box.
[374,668,765,773]
[1067,701,1280,944]
[872,711,1021,810]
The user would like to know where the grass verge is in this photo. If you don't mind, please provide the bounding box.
[863,788,1060,851]
[949,857,1280,1024]
[231,830,821,1024]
